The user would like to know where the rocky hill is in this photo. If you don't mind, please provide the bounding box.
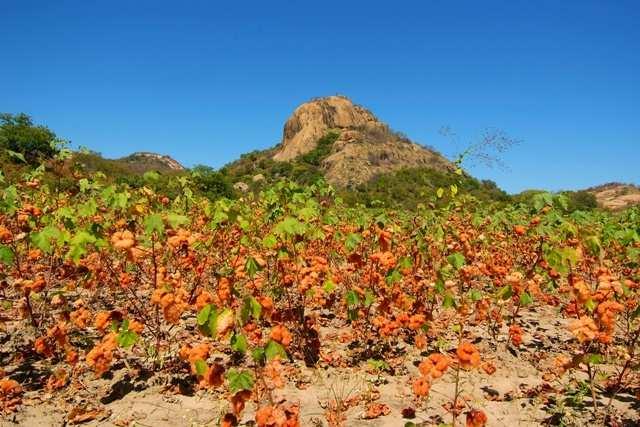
[272,95,453,187]
[116,152,185,174]
[587,183,640,210]
[73,151,184,176]
[220,95,509,208]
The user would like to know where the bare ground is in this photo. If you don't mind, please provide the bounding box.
[2,306,639,427]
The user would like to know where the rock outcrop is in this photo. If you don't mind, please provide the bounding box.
[120,152,185,172]
[272,95,453,186]
[273,96,378,161]
[587,183,640,210]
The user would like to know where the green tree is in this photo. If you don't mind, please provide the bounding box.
[0,113,59,163]
[192,165,234,200]
[565,190,598,212]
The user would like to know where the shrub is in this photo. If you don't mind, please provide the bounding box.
[192,165,235,200]
[0,113,59,163]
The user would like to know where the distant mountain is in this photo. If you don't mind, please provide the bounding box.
[587,183,640,210]
[116,152,185,174]
[73,151,185,177]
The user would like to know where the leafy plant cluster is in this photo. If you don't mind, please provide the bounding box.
[0,151,639,426]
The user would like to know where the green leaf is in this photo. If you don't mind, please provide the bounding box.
[436,188,444,199]
[545,249,565,274]
[496,285,513,300]
[367,358,389,372]
[245,256,261,278]
[251,347,266,364]
[532,192,553,211]
[297,206,318,221]
[78,199,98,217]
[67,231,97,263]
[198,306,219,337]
[443,293,456,309]
[398,256,413,270]
[264,340,287,361]
[584,353,604,365]
[364,289,376,307]
[627,247,640,263]
[547,247,581,273]
[194,359,208,376]
[555,194,569,211]
[248,297,261,320]
[0,245,14,265]
[5,149,26,163]
[230,333,248,354]
[519,292,533,306]
[113,192,130,210]
[447,252,466,270]
[344,233,362,252]
[584,235,602,257]
[346,290,360,307]
[197,304,212,326]
[31,226,62,254]
[166,213,190,229]
[323,279,336,293]
[240,296,261,325]
[1,185,18,214]
[226,369,254,393]
[117,330,138,348]
[262,234,277,249]
[274,216,306,237]
[469,289,483,302]
[144,213,165,237]
[584,298,596,313]
[385,269,402,284]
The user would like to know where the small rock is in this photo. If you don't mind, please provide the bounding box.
[233,182,249,192]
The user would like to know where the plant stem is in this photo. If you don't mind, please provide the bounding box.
[586,363,598,416]
[452,325,463,426]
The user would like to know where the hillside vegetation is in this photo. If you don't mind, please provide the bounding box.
[0,112,609,214]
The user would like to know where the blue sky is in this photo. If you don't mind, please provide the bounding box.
[2,0,638,193]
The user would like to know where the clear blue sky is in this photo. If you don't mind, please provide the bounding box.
[2,1,638,193]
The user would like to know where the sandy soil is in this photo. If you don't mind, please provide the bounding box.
[2,305,638,427]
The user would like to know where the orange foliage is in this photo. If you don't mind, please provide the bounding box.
[270,325,293,348]
[457,342,481,369]
[86,333,118,377]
